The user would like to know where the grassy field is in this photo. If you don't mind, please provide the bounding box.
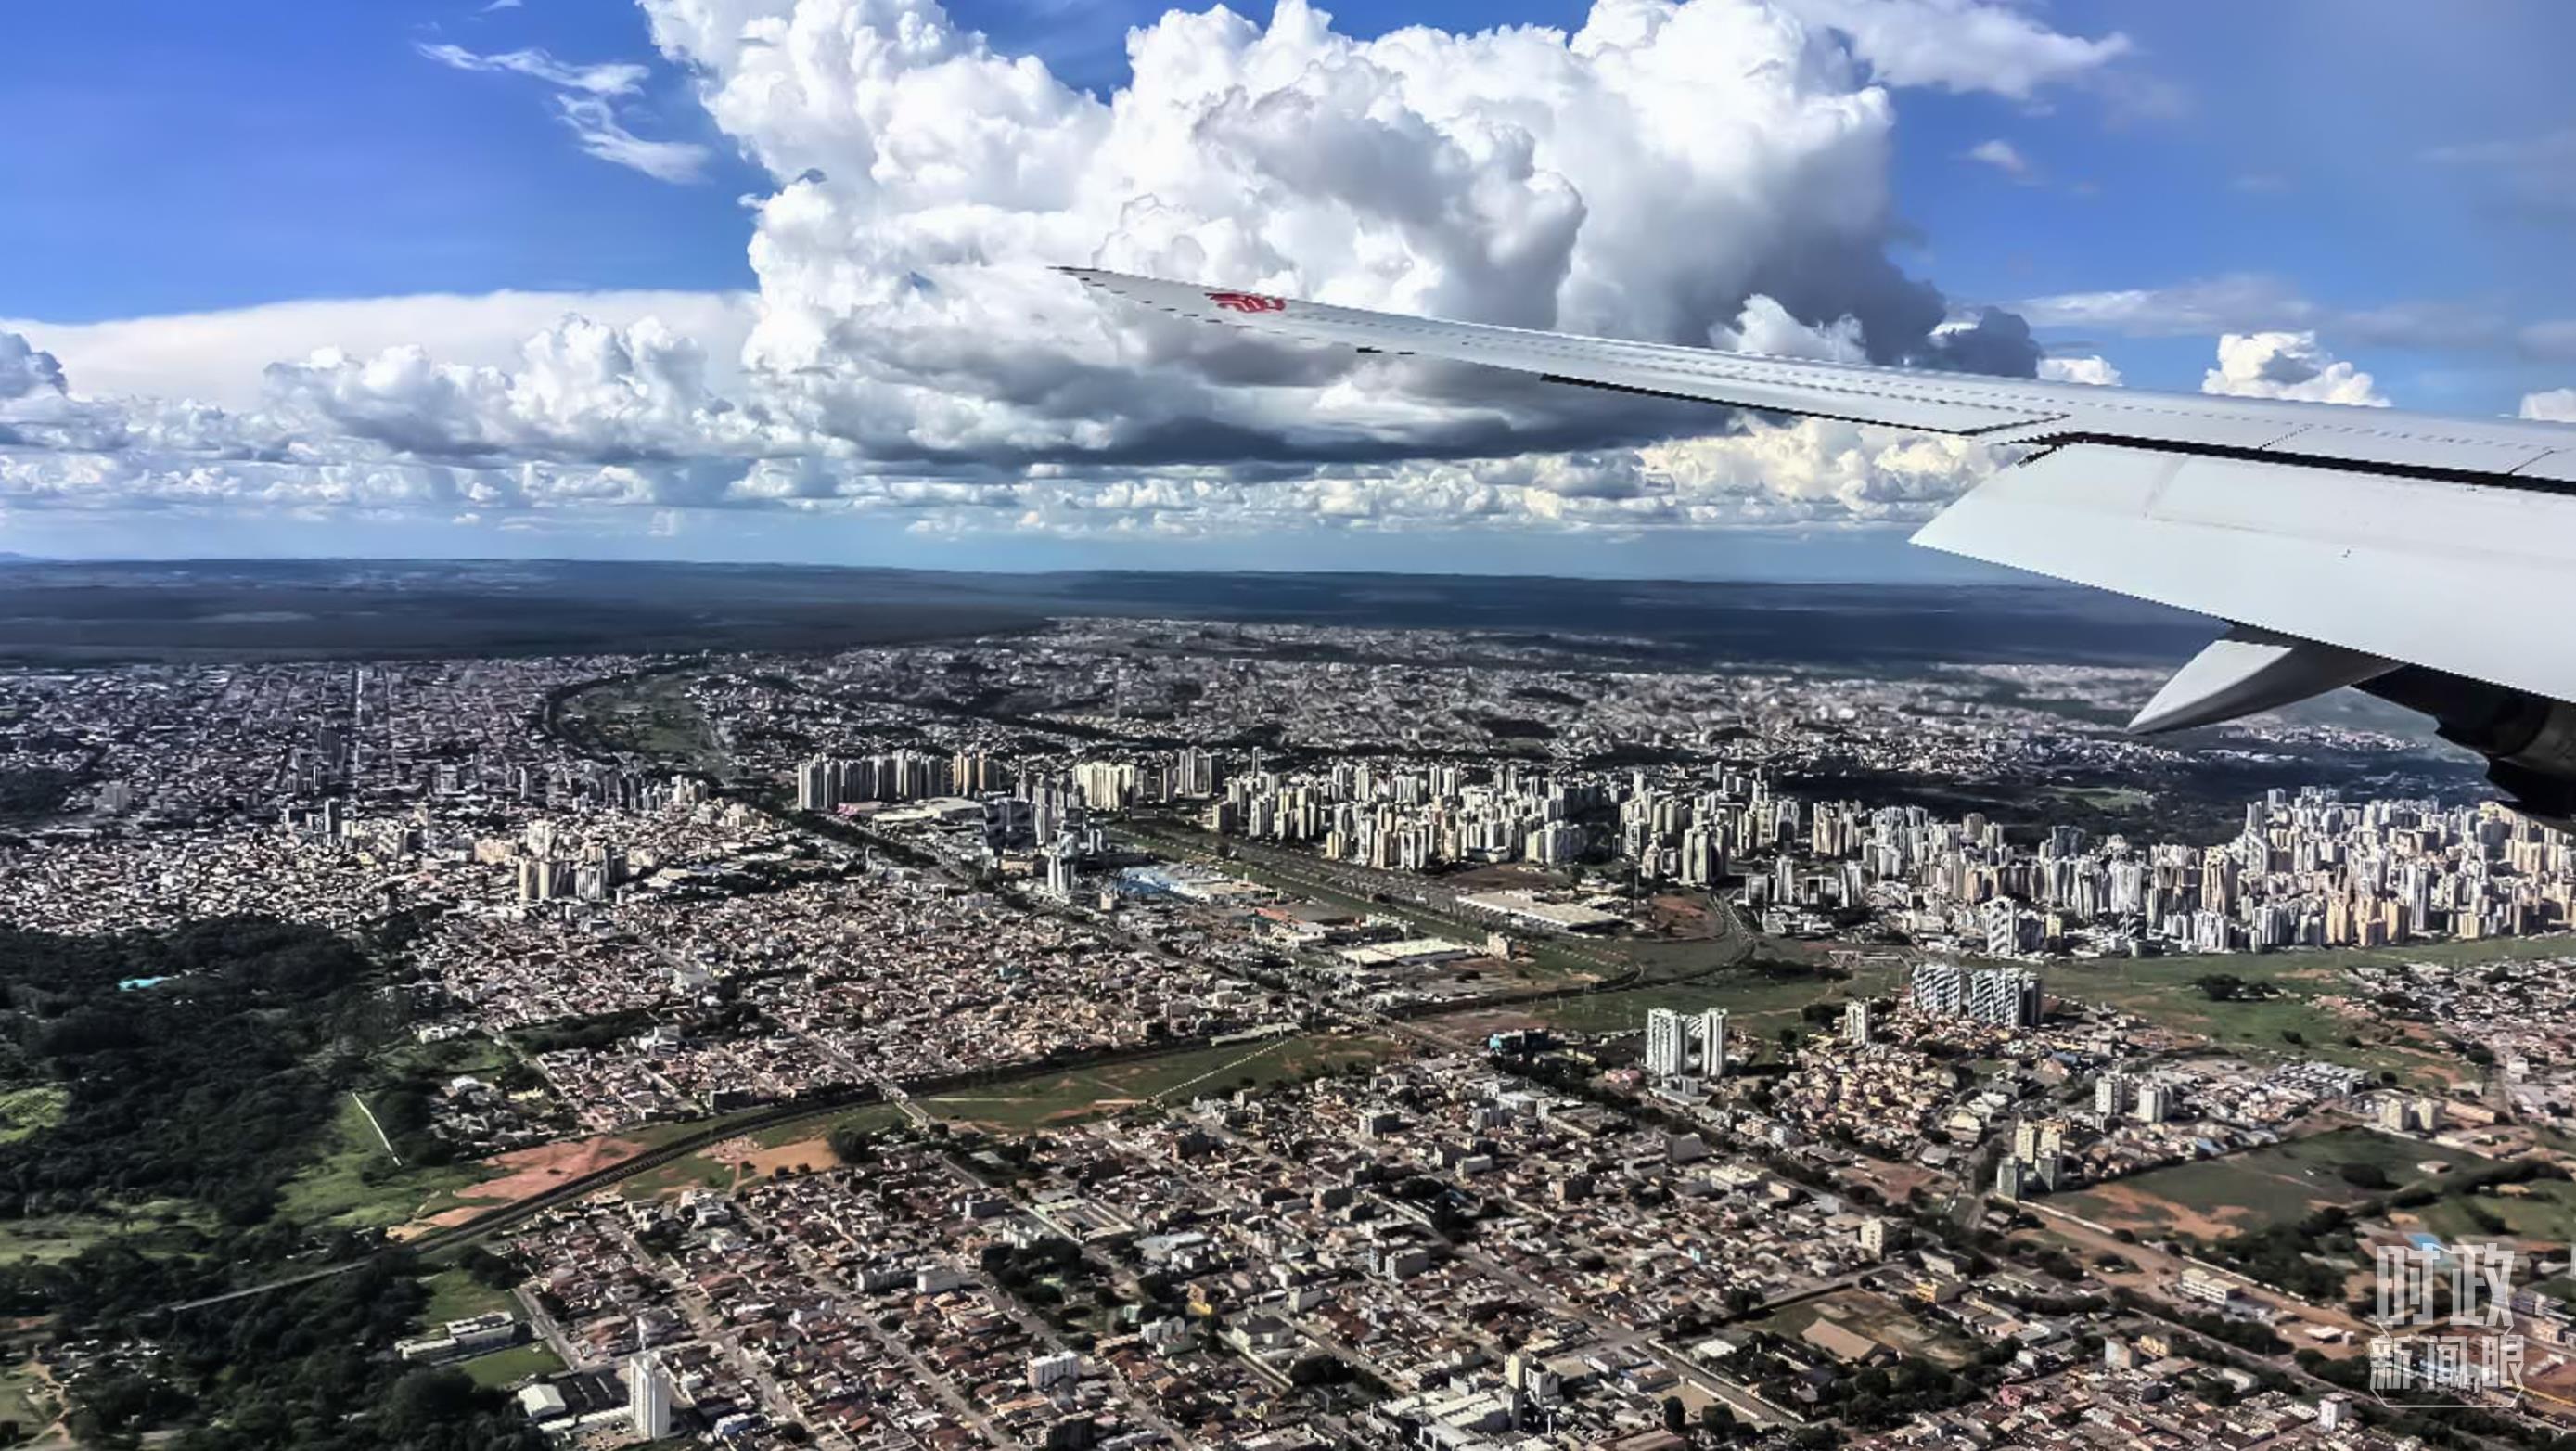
[417,1266,518,1328]
[2400,1176,2576,1248]
[2355,936,2576,969]
[616,1149,736,1201]
[0,1201,207,1265]
[562,672,720,766]
[748,1104,908,1153]
[2031,943,2568,1085]
[2057,1127,2485,1239]
[458,1342,563,1390]
[921,1032,1412,1133]
[276,1096,502,1230]
[607,1100,912,1199]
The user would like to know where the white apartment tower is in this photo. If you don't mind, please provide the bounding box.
[1044,835,1080,901]
[2095,1072,2128,1118]
[628,1351,673,1440]
[2134,1082,2172,1124]
[1698,1008,1729,1077]
[1645,1008,1690,1078]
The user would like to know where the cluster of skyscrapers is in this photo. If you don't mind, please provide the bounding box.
[1767,790,2576,956]
[509,820,627,904]
[1202,761,1769,879]
[1065,750,1222,809]
[506,763,703,813]
[793,750,1010,812]
[1994,1118,2070,1200]
[2093,1072,2173,1125]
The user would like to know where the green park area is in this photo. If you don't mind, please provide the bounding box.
[616,1102,916,1201]
[2056,1126,2484,1240]
[919,1031,1413,1133]
[557,670,721,766]
[457,1342,564,1391]
[748,1105,908,1151]
[615,1149,737,1201]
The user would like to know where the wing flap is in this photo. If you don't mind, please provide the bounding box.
[1913,443,2576,705]
[2258,424,2554,474]
[2513,449,2576,484]
[2126,628,2397,734]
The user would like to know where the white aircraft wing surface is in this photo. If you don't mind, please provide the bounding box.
[1064,267,2576,730]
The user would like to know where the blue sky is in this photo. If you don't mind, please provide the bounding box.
[5,0,2575,575]
[3,1,760,316]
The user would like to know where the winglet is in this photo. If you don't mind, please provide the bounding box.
[2129,627,2398,735]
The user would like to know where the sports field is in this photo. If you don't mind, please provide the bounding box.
[457,1342,563,1390]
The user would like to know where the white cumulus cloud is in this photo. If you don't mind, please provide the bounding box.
[2201,331,2387,407]
[2013,274,2576,362]
[0,333,67,402]
[2037,353,2120,386]
[642,0,2060,469]
[1710,296,1869,360]
[2522,388,2576,423]
[6,0,2143,543]
[2,290,756,409]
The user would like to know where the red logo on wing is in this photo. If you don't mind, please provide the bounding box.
[1207,290,1287,314]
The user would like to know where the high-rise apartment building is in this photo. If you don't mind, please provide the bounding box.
[628,1352,673,1440]
[1644,1008,1689,1078]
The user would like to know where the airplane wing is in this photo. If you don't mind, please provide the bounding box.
[1064,268,2576,768]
